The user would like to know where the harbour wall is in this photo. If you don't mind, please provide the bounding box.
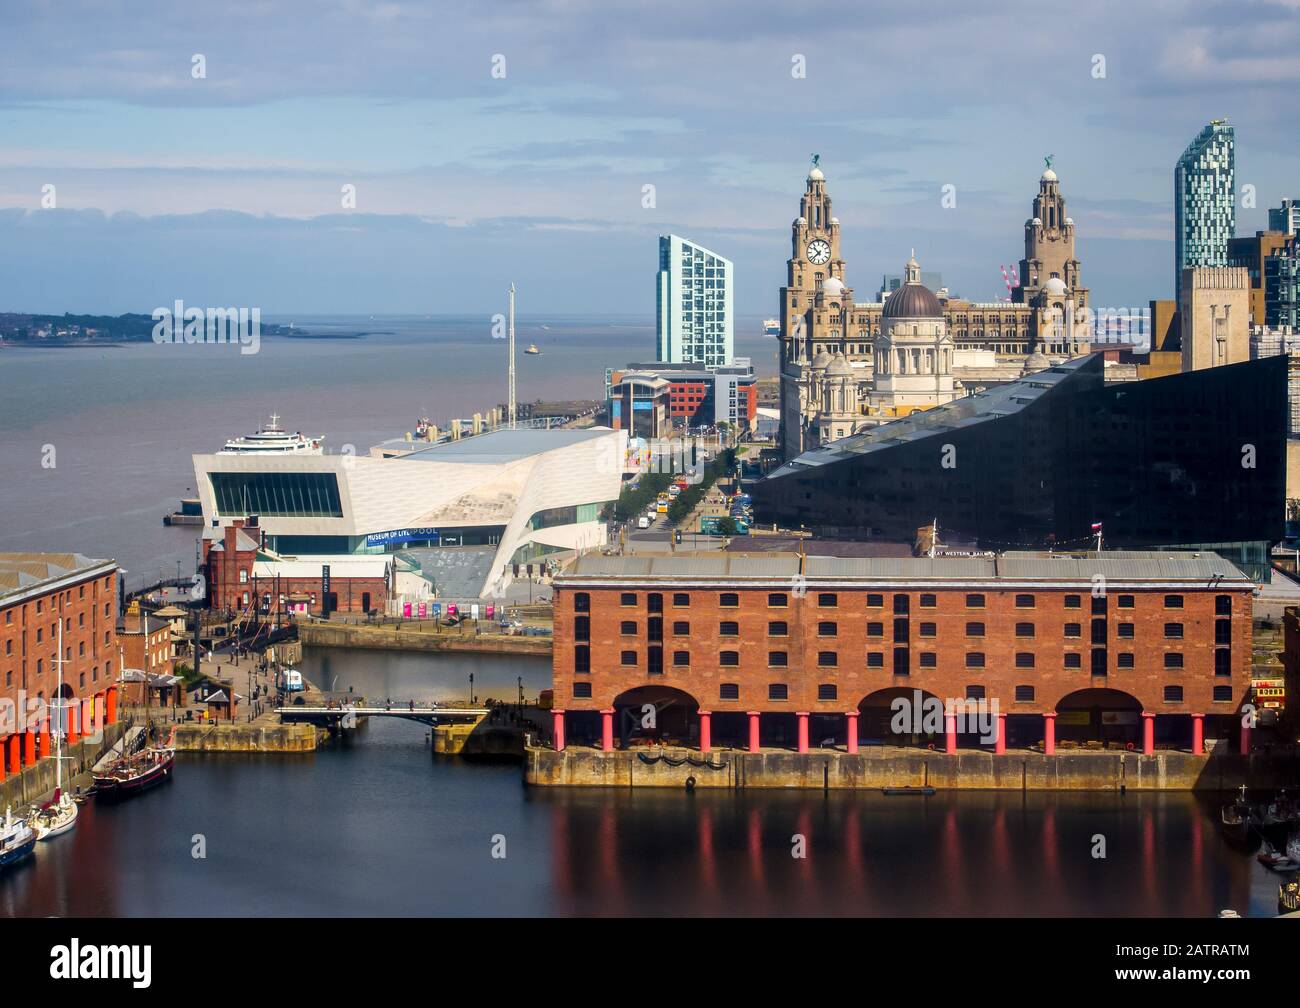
[298,622,552,656]
[0,722,128,809]
[173,722,321,753]
[524,746,1299,791]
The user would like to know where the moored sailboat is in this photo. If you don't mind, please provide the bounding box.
[93,726,176,801]
[31,622,78,840]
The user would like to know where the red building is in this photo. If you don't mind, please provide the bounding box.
[201,518,391,618]
[607,361,757,433]
[1,552,121,778]
[550,551,1254,757]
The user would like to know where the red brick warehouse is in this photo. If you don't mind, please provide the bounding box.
[1,553,122,779]
[549,551,1254,757]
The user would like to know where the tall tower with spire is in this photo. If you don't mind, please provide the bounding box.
[1013,161,1090,357]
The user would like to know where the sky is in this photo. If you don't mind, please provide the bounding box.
[0,0,1298,317]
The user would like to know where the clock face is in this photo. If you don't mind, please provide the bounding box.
[806,239,831,265]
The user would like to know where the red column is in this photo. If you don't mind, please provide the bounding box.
[945,711,957,754]
[1239,720,1251,756]
[845,711,859,754]
[1191,714,1204,756]
[22,730,36,766]
[796,712,809,754]
[747,711,760,753]
[0,738,6,781]
[552,709,566,752]
[4,734,18,775]
[994,712,1006,755]
[66,701,81,746]
[600,708,614,752]
[1043,713,1056,756]
[105,685,118,725]
[698,710,711,753]
[1141,712,1155,755]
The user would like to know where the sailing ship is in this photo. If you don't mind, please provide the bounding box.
[92,726,176,801]
[524,344,540,355]
[30,623,78,840]
[0,806,37,872]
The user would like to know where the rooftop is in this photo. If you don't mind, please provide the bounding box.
[561,548,1251,585]
[395,427,614,466]
[0,552,114,603]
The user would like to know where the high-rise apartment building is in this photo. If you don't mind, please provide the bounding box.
[656,235,734,367]
[1269,198,1300,236]
[1175,121,1235,301]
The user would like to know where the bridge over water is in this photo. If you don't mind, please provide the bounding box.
[276,705,489,728]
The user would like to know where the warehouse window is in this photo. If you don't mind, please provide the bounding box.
[673,621,690,635]
[574,592,590,613]
[720,651,740,667]
[620,650,637,666]
[866,594,884,608]
[1015,622,1035,638]
[818,651,838,667]
[768,684,789,701]
[966,622,985,637]
[621,621,637,635]
[1117,652,1134,668]
[1215,619,1231,645]
[621,593,637,607]
[1014,685,1035,702]
[818,621,838,637]
[575,617,590,642]
[1164,594,1184,609]
[720,593,739,608]
[648,593,663,614]
[966,685,985,700]
[672,593,690,607]
[574,646,590,674]
[1117,623,1134,639]
[1064,595,1081,609]
[1215,649,1231,676]
[768,620,788,637]
[1015,652,1034,668]
[720,683,740,700]
[965,594,985,608]
[867,622,884,637]
[818,593,838,607]
[573,682,592,699]
[673,650,690,667]
[1015,594,1035,609]
[919,594,937,608]
[1164,653,1183,669]
[919,652,936,668]
[818,684,838,701]
[893,595,910,614]
[1164,622,1184,639]
[966,652,985,668]
[1164,685,1184,703]
[919,622,936,638]
[1213,686,1232,703]
[1065,653,1082,669]
[768,593,787,608]
[867,652,884,668]
[720,621,739,637]
[1064,622,1081,638]
[1118,595,1134,609]
[1215,594,1232,616]
[769,651,788,667]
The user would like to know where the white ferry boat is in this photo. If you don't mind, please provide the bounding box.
[763,319,781,336]
[221,415,323,455]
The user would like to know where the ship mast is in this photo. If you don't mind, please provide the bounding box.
[508,283,517,429]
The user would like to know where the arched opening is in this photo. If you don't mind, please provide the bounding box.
[858,686,945,749]
[1056,688,1142,749]
[612,685,701,749]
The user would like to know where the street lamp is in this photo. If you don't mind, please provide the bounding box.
[469,672,475,707]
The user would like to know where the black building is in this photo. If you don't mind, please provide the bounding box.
[753,354,1286,579]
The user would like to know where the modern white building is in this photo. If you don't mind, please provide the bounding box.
[1175,120,1235,301]
[193,426,627,599]
[656,234,734,367]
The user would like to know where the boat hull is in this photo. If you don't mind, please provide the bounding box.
[0,834,37,870]
[33,804,78,841]
[93,751,175,802]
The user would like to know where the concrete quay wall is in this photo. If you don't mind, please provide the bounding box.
[525,746,1298,791]
[298,622,551,656]
[173,722,320,753]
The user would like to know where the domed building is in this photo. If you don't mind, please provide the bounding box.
[869,253,957,414]
[774,159,1101,459]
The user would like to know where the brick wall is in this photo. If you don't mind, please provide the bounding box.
[553,581,1252,716]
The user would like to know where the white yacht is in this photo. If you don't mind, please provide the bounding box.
[763,319,781,336]
[221,414,323,455]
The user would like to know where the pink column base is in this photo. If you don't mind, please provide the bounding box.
[994,713,1006,755]
[845,712,859,754]
[1142,712,1155,756]
[1043,713,1056,756]
[600,708,614,753]
[552,709,566,752]
[944,712,957,754]
[698,711,711,753]
[1191,714,1204,756]
[747,711,760,753]
[796,712,809,754]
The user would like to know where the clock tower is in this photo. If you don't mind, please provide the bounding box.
[777,161,855,457]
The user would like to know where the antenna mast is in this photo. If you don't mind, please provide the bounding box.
[507,283,517,429]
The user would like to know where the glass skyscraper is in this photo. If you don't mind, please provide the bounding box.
[656,234,734,366]
[1174,121,1235,300]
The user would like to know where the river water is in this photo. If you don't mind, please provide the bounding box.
[0,649,1285,918]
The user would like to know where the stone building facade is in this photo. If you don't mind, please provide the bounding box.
[777,163,1092,458]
